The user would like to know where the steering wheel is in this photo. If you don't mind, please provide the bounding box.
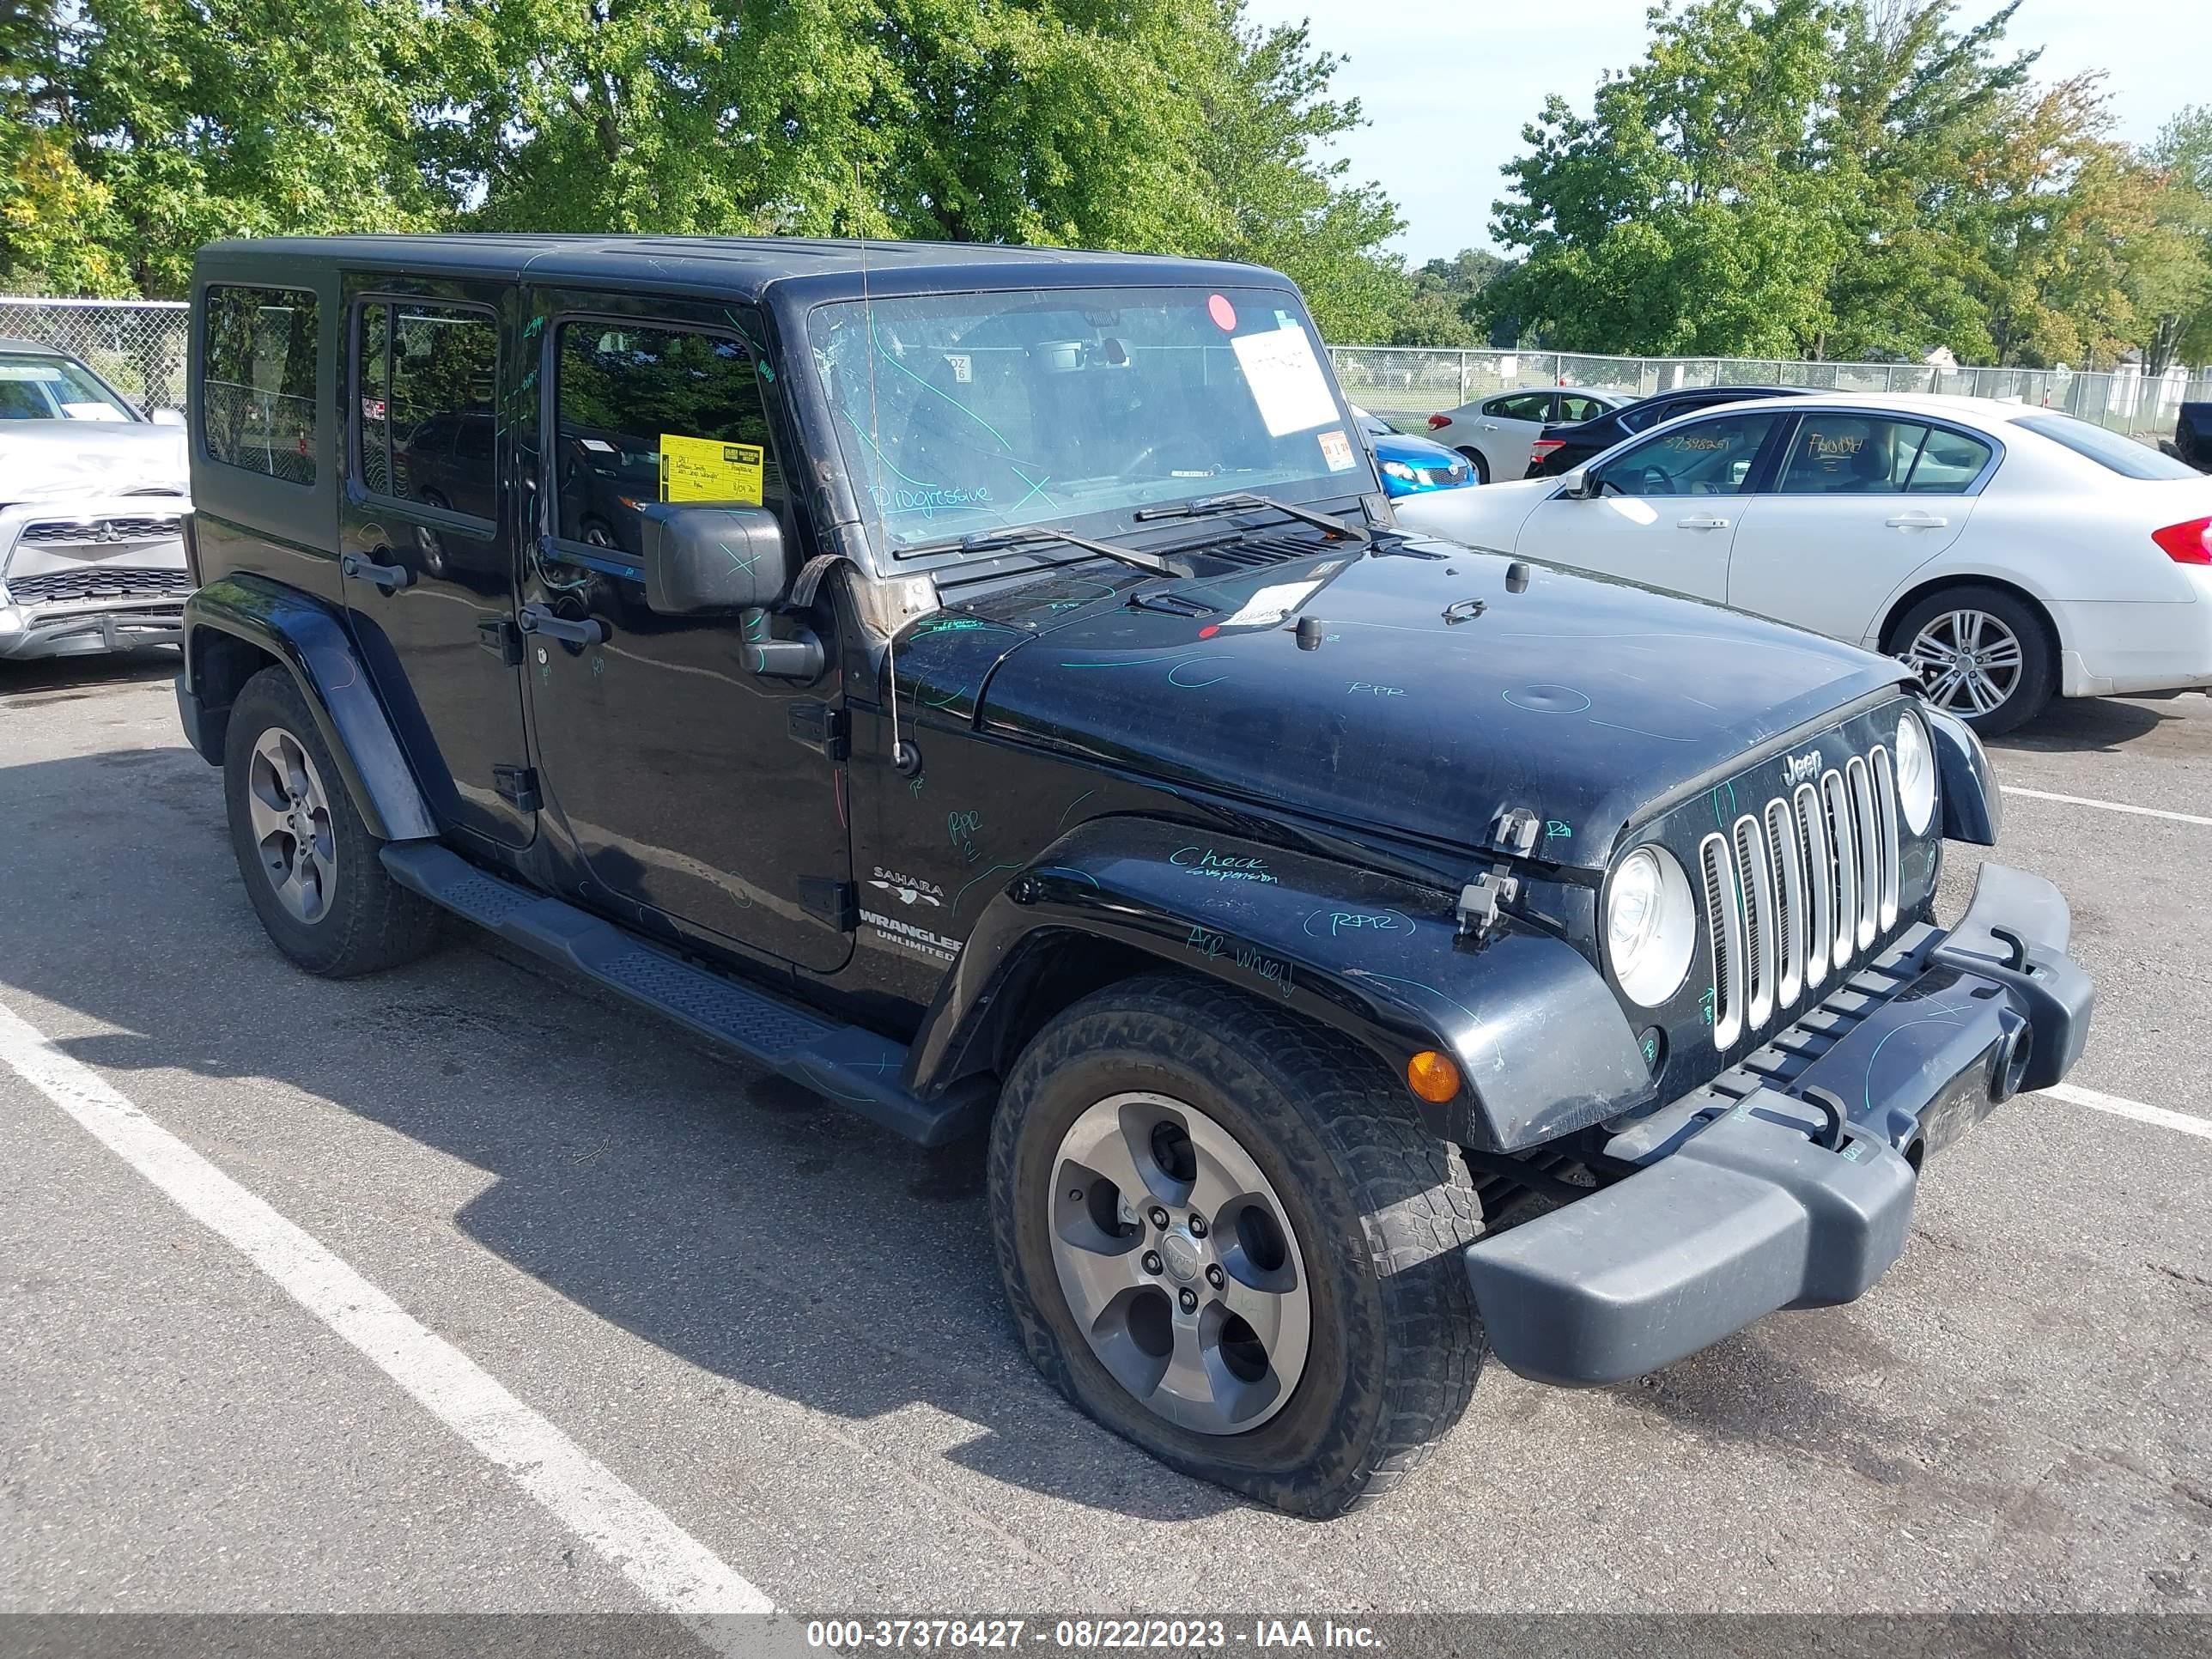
[1634,465,1677,496]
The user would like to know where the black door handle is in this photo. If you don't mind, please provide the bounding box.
[341,551,413,592]
[517,602,605,647]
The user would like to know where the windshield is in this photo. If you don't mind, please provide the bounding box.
[0,352,137,421]
[2014,413,2202,481]
[806,284,1373,554]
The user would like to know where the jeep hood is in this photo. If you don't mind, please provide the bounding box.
[900,539,1911,871]
[0,422,188,507]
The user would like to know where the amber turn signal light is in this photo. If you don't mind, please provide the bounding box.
[1406,1050,1462,1104]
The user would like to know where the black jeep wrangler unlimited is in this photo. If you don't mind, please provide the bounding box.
[173,236,2094,1517]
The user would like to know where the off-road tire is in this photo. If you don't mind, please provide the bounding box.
[989,974,1485,1518]
[223,666,442,977]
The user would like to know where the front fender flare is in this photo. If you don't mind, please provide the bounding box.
[182,574,435,842]
[1923,703,2000,846]
[910,818,1652,1152]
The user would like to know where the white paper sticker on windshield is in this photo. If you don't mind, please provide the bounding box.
[945,353,973,383]
[1317,428,1356,472]
[1219,579,1322,630]
[1232,325,1338,437]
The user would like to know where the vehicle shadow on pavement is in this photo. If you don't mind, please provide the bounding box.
[1990,696,2170,755]
[0,648,180,702]
[0,741,1243,1523]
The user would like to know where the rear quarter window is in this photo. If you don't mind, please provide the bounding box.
[2014,414,2201,480]
[202,285,319,485]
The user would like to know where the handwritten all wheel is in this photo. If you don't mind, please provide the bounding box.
[988,972,1484,1517]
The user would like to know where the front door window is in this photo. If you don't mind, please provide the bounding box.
[1592,412,1778,498]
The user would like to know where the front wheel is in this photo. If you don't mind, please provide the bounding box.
[1892,585,2056,737]
[988,975,1485,1517]
[1455,446,1492,485]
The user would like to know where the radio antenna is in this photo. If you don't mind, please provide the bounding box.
[855,166,905,772]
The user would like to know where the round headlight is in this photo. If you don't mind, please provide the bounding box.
[1606,845,1696,1006]
[1894,710,1936,835]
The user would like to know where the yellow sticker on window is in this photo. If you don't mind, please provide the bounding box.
[659,433,764,504]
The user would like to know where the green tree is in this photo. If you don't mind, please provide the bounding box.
[1817,0,2039,361]
[1180,2,1407,342]
[1480,0,1843,356]
[2141,105,2212,371]
[1387,249,1506,346]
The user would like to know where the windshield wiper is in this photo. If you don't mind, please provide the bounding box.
[1133,491,1372,544]
[907,524,1192,579]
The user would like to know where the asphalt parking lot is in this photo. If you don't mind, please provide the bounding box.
[3,651,2209,1629]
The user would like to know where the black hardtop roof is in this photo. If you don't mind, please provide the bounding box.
[194,234,1295,310]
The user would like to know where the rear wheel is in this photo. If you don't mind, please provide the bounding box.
[989,974,1484,1517]
[222,667,442,976]
[1455,446,1492,485]
[1891,585,2056,737]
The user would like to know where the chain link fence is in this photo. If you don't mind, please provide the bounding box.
[1,296,191,412]
[6,293,2205,447]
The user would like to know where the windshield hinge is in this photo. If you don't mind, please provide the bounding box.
[787,701,849,761]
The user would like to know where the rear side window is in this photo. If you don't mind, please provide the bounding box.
[1558,393,1611,423]
[552,321,781,556]
[201,285,318,484]
[356,302,499,521]
[2015,414,2199,480]
[1774,415,1991,495]
[1484,392,1552,422]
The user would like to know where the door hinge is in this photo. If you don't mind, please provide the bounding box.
[493,764,541,813]
[787,702,849,761]
[477,616,523,666]
[799,877,857,932]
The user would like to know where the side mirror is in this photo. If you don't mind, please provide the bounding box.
[149,407,186,428]
[640,504,793,614]
[1559,468,1593,498]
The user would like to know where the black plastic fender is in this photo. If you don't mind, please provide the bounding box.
[179,574,436,843]
[1923,703,2000,846]
[908,817,1653,1152]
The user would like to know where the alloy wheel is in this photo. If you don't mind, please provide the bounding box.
[1904,608,2024,718]
[245,726,337,924]
[1047,1092,1312,1436]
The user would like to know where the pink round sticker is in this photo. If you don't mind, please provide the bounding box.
[1207,294,1237,331]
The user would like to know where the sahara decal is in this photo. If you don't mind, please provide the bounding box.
[869,866,945,907]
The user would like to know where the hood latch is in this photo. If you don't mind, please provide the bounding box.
[1457,807,1540,940]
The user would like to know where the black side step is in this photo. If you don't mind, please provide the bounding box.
[381,842,990,1147]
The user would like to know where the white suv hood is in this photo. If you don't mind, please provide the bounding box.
[0,422,188,506]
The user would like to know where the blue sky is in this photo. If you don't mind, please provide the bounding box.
[1242,0,2212,264]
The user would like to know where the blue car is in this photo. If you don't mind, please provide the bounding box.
[1352,405,1475,496]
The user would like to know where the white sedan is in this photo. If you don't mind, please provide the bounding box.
[1395,392,2212,733]
[1419,386,1634,485]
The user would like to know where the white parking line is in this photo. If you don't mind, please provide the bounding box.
[2045,1081,2212,1140]
[2002,785,2212,828]
[0,997,781,1644]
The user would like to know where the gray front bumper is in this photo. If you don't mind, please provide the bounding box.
[0,601,184,658]
[1464,862,2094,1387]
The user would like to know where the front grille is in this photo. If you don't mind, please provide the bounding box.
[1416,465,1468,485]
[19,514,185,551]
[1701,747,1902,1051]
[4,567,193,604]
